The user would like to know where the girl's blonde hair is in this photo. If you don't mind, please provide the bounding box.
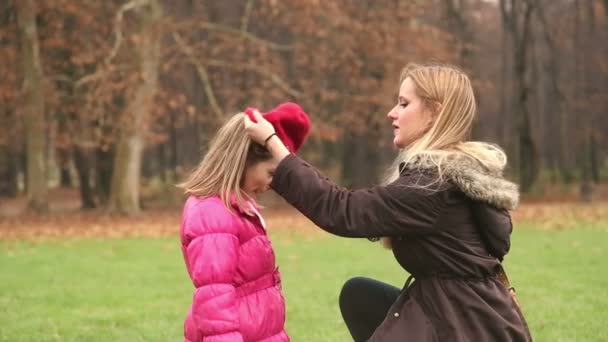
[384,63,507,185]
[178,113,272,213]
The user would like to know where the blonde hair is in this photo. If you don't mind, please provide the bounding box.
[380,63,507,249]
[384,63,507,185]
[178,113,272,214]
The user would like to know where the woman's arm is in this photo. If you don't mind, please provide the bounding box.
[244,110,445,238]
[271,154,446,238]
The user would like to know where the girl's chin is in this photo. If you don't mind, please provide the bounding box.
[253,189,268,195]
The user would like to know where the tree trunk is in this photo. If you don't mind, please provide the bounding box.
[169,111,179,181]
[341,118,382,188]
[590,134,600,183]
[444,0,482,138]
[141,148,158,179]
[108,0,162,215]
[95,147,114,205]
[501,0,539,192]
[535,5,572,182]
[0,103,19,197]
[57,147,72,187]
[443,0,474,69]
[157,143,167,182]
[342,132,365,188]
[73,146,96,209]
[515,3,539,192]
[17,0,48,213]
[579,0,597,201]
[0,146,19,197]
[109,135,145,214]
[498,0,515,168]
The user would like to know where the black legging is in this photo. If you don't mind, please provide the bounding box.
[339,277,401,342]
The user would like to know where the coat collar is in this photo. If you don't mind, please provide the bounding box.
[229,193,260,216]
[229,193,267,230]
[400,153,519,210]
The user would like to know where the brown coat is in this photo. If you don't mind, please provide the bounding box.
[271,154,532,342]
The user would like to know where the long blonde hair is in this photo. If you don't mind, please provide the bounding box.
[381,63,508,249]
[178,113,272,213]
[384,63,507,185]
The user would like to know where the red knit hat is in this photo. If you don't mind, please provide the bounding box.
[245,102,311,153]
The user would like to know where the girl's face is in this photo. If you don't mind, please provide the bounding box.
[387,77,433,149]
[242,159,278,196]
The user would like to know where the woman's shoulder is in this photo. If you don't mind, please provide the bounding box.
[393,169,454,194]
[397,152,519,210]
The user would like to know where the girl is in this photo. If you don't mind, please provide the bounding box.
[178,103,309,342]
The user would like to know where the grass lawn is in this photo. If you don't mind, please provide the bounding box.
[1,224,607,341]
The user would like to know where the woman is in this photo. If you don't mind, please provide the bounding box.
[244,63,532,341]
[178,103,309,342]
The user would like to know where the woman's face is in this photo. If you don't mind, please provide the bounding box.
[242,159,278,196]
[387,77,433,149]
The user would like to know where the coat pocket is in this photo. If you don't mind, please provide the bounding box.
[368,295,437,342]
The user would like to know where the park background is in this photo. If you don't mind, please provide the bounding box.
[1,0,607,341]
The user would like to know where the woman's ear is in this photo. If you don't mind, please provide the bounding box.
[425,102,441,126]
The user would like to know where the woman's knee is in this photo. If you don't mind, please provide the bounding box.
[339,276,372,309]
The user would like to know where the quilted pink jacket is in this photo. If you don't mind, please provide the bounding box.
[180,195,289,342]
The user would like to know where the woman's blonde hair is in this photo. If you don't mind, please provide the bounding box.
[381,63,507,249]
[384,63,507,185]
[178,113,272,213]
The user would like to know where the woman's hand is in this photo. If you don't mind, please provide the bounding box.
[243,110,275,145]
[244,110,290,161]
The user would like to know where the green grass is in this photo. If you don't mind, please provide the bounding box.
[1,225,607,341]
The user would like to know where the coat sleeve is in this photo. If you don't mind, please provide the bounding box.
[183,204,244,342]
[271,154,446,238]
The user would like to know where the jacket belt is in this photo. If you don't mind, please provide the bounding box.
[235,268,281,298]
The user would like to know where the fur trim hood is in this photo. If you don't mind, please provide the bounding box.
[400,153,519,210]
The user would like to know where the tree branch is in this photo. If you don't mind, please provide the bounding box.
[76,0,149,88]
[241,0,255,32]
[176,22,294,51]
[200,59,304,99]
[108,0,148,66]
[171,32,304,101]
[172,33,223,119]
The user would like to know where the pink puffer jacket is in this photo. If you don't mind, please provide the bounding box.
[180,195,289,342]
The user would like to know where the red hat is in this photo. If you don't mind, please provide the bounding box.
[245,102,311,153]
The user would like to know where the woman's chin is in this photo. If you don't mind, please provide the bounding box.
[393,139,406,149]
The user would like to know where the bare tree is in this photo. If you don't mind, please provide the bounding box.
[16,0,48,212]
[108,0,163,214]
[535,0,572,182]
[500,0,539,192]
[578,0,601,202]
[443,0,475,69]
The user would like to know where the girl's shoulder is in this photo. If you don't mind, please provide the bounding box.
[182,195,241,236]
[184,194,223,210]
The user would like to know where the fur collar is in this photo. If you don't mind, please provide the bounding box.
[400,154,519,210]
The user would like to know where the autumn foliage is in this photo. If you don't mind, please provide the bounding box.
[0,0,606,215]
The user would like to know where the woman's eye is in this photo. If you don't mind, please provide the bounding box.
[399,102,408,108]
